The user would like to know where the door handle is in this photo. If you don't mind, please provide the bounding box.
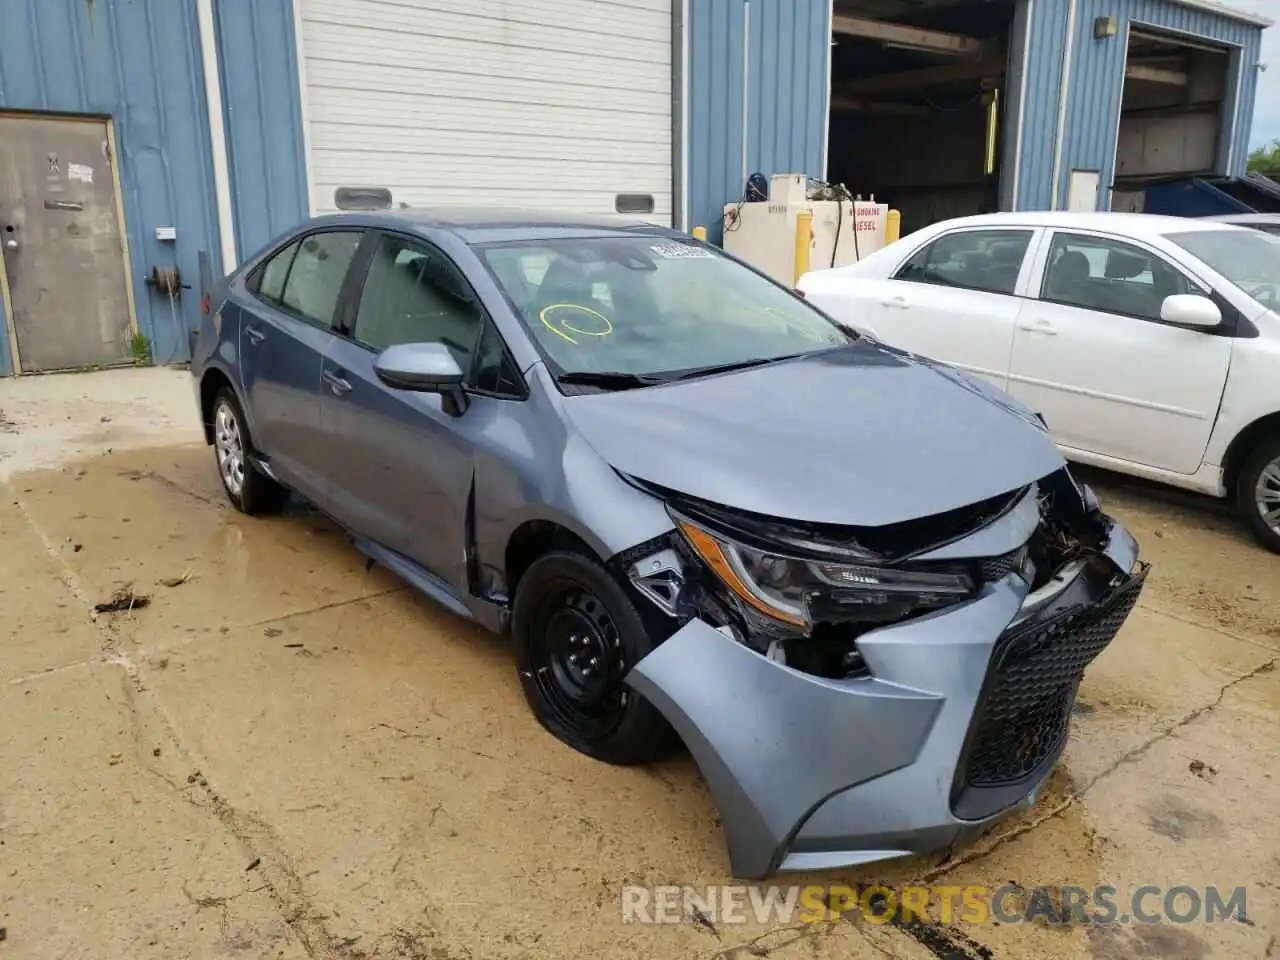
[881,297,909,310]
[1018,320,1058,336]
[244,326,266,345]
[322,369,352,396]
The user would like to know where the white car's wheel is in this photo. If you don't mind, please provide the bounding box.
[1238,436,1280,555]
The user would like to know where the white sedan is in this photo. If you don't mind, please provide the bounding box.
[798,211,1280,552]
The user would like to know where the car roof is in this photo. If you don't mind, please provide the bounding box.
[918,210,1250,239]
[298,206,682,244]
[1206,213,1280,224]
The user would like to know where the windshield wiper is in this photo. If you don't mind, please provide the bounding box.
[670,354,802,381]
[555,370,668,390]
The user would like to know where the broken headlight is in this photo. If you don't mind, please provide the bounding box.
[675,515,976,630]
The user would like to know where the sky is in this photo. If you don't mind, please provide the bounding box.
[1228,0,1279,149]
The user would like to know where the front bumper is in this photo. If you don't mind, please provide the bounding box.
[625,517,1144,880]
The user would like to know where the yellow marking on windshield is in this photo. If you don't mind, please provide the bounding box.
[539,303,614,346]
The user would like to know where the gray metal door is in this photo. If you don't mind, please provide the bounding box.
[0,115,133,372]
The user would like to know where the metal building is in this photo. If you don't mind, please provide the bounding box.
[0,0,302,376]
[824,0,1270,234]
[0,0,1269,376]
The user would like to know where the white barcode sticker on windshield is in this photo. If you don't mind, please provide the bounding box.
[649,241,714,259]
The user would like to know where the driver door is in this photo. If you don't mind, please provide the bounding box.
[315,232,486,572]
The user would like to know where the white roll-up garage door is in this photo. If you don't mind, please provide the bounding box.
[296,0,674,223]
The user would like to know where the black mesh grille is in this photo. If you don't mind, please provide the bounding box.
[955,567,1147,807]
[979,550,1023,583]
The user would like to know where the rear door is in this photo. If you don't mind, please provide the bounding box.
[862,227,1040,389]
[1006,230,1231,474]
[237,229,363,502]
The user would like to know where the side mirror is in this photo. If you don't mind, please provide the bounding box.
[1160,294,1221,330]
[373,342,469,415]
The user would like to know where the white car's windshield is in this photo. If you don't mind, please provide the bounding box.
[1166,229,1280,309]
[480,236,852,381]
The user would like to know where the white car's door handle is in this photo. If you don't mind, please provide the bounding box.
[1018,320,1058,335]
[881,296,909,310]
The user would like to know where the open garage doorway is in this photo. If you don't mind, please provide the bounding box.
[1111,27,1233,212]
[826,0,1018,236]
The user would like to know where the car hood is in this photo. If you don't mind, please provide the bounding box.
[560,342,1065,527]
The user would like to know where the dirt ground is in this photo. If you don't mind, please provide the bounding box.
[1,367,1278,960]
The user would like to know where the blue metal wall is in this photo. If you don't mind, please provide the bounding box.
[1014,0,1264,211]
[213,0,310,263]
[686,0,831,242]
[0,0,222,373]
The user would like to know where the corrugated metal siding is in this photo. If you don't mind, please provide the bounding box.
[687,0,830,243]
[213,0,310,262]
[1014,0,1072,210]
[0,0,222,372]
[1016,0,1264,211]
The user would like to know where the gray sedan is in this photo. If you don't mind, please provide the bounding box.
[190,208,1146,879]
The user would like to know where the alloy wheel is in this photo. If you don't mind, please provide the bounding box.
[214,401,246,498]
[1255,454,1280,536]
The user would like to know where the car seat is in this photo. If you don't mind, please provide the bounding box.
[1046,250,1092,303]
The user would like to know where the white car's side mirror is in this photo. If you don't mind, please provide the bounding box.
[1160,294,1222,329]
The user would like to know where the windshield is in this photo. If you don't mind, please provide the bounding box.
[479,236,853,381]
[1166,229,1280,310]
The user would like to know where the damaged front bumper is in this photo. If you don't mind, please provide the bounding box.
[624,498,1145,880]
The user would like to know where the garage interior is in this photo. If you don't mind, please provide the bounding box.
[1112,27,1233,211]
[826,0,1017,235]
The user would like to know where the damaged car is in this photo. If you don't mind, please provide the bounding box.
[191,207,1147,879]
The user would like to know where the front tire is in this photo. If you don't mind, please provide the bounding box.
[512,551,677,765]
[212,389,289,515]
[1237,435,1280,554]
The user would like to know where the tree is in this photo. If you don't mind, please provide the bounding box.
[1248,141,1280,180]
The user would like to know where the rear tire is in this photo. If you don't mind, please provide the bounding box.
[212,389,289,516]
[1236,435,1280,554]
[512,551,677,765]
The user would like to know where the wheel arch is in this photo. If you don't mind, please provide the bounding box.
[198,367,236,445]
[503,517,603,600]
[1222,412,1280,501]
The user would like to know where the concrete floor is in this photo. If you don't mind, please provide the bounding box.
[1,367,1277,959]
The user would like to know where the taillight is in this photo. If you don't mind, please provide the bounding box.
[201,295,211,315]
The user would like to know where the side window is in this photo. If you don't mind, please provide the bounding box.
[352,235,484,367]
[470,321,525,398]
[894,229,1033,296]
[255,241,299,304]
[280,231,363,327]
[1039,233,1200,321]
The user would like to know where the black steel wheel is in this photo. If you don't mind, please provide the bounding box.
[513,551,676,765]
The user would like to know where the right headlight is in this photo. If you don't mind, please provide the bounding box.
[674,515,976,630]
